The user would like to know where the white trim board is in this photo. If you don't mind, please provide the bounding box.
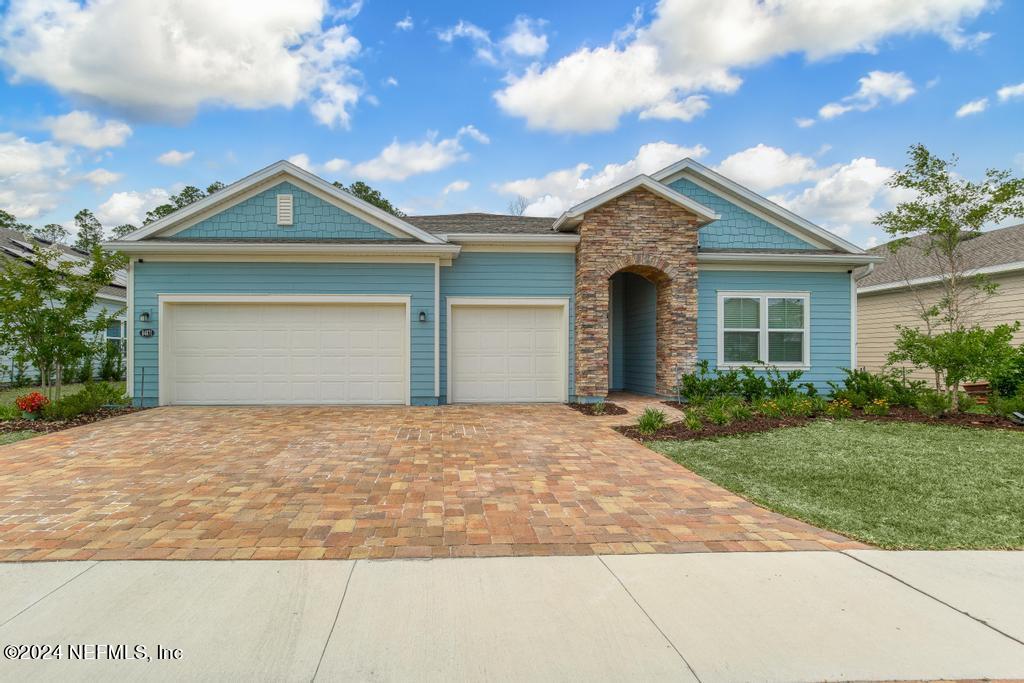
[553,175,719,230]
[156,294,412,407]
[715,291,811,371]
[445,296,571,404]
[107,241,460,258]
[113,160,444,245]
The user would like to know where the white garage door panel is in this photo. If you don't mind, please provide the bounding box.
[164,302,407,405]
[450,304,565,403]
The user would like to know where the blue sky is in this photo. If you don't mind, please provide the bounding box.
[0,0,1021,247]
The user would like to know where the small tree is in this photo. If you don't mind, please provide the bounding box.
[73,209,105,252]
[34,223,70,244]
[507,195,529,216]
[111,224,138,239]
[143,182,225,224]
[875,145,1024,409]
[0,244,124,399]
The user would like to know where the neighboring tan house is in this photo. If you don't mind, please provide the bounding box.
[0,227,127,383]
[856,223,1024,380]
[105,159,880,407]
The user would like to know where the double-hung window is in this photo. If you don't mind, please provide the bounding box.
[718,293,809,367]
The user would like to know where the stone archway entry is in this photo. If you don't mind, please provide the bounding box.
[573,187,703,400]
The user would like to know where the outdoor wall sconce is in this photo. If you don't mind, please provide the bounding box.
[418,310,427,323]
[139,311,151,322]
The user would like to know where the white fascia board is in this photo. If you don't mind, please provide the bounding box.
[857,260,1024,294]
[106,241,461,258]
[698,252,884,266]
[442,233,580,245]
[552,174,719,230]
[96,293,127,303]
[652,158,867,255]
[117,160,445,245]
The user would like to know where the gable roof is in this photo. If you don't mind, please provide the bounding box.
[118,160,445,245]
[652,157,866,255]
[857,223,1024,292]
[0,227,126,301]
[553,175,719,231]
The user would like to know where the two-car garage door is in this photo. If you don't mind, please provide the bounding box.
[162,301,407,405]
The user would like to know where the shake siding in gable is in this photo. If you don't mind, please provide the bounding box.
[169,182,401,241]
[667,177,818,250]
[697,270,852,389]
[132,261,435,406]
[439,251,576,402]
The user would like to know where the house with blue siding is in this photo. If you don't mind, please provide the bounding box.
[106,159,880,407]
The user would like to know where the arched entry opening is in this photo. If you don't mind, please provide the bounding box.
[608,265,670,395]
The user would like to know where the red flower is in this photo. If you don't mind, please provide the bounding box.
[15,391,49,414]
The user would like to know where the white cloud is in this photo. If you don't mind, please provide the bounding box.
[353,126,489,182]
[818,71,916,120]
[997,82,1024,102]
[865,235,880,248]
[0,0,365,128]
[157,150,195,166]
[83,168,122,187]
[638,95,709,122]
[438,20,496,64]
[396,14,413,31]
[955,97,988,117]
[715,144,824,192]
[0,133,67,175]
[43,111,132,149]
[500,16,548,57]
[0,133,72,219]
[384,76,399,87]
[322,158,350,173]
[496,141,708,216]
[287,153,313,171]
[97,188,171,226]
[494,0,992,133]
[443,180,470,194]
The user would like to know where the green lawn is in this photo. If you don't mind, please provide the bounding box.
[0,381,125,405]
[0,431,37,445]
[651,420,1024,550]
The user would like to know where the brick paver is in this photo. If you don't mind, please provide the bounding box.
[0,397,864,561]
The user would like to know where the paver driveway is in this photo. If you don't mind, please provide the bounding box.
[0,398,863,561]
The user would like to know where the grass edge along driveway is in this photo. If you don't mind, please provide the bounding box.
[651,420,1024,550]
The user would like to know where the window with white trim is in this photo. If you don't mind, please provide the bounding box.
[718,293,809,367]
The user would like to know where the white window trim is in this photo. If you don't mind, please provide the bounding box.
[445,296,570,404]
[716,291,811,370]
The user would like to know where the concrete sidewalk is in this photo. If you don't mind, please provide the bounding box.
[0,551,1022,682]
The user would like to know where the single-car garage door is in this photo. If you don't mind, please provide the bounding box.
[162,301,407,405]
[449,301,567,403]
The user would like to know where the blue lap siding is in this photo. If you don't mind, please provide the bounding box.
[131,261,435,406]
[696,270,853,390]
[439,251,576,403]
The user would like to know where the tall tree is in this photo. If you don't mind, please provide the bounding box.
[73,209,104,252]
[111,224,138,239]
[0,209,33,234]
[0,244,123,399]
[143,182,224,225]
[333,181,406,217]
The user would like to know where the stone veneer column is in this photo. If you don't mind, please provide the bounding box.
[574,187,701,399]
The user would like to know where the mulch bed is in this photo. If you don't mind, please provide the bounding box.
[0,407,143,435]
[618,401,1024,442]
[567,401,628,416]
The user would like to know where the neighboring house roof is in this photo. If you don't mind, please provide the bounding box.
[652,157,868,255]
[552,175,720,230]
[0,227,126,302]
[857,223,1024,292]
[405,213,556,235]
[117,160,444,245]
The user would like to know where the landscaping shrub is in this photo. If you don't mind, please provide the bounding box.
[591,401,607,416]
[677,362,813,404]
[754,398,782,419]
[988,391,1024,419]
[764,367,806,398]
[827,368,927,408]
[677,360,741,404]
[636,408,667,435]
[957,392,978,413]
[705,403,733,426]
[774,394,816,417]
[824,399,853,419]
[41,382,128,421]
[683,411,703,431]
[0,403,21,420]
[916,391,952,418]
[863,398,890,416]
[731,401,753,422]
[15,391,49,416]
[989,345,1024,399]
[737,367,769,401]
[75,354,94,384]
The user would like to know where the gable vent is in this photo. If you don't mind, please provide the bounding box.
[276,194,294,226]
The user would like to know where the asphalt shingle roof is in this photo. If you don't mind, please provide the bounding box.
[0,227,126,301]
[857,223,1024,288]
[404,213,557,235]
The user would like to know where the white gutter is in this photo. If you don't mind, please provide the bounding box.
[440,233,580,245]
[103,241,462,257]
[698,252,884,266]
[858,260,1024,294]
